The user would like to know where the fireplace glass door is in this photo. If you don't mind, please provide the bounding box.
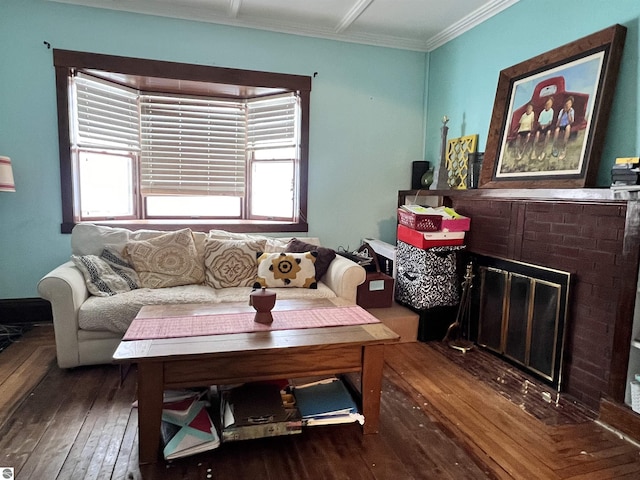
[475,256,570,390]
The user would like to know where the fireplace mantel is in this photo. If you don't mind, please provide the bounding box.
[398,188,640,421]
[402,187,640,203]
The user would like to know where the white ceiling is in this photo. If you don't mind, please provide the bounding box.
[49,0,519,52]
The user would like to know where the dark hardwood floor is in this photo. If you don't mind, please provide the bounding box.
[1,324,639,479]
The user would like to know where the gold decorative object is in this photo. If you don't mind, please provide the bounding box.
[446,134,478,189]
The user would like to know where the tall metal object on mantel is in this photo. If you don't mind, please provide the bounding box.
[435,116,450,189]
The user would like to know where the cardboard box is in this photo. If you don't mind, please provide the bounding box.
[395,269,459,311]
[356,272,394,308]
[396,240,460,276]
[366,302,419,342]
[397,224,465,249]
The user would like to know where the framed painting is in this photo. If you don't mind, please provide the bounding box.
[479,24,626,189]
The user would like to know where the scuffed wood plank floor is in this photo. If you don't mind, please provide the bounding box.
[384,343,640,480]
[0,325,56,429]
[1,325,639,479]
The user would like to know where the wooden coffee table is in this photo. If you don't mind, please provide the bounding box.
[112,299,399,464]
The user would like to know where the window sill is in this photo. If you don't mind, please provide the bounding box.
[61,220,309,235]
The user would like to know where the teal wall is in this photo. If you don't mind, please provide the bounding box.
[4,0,639,299]
[0,0,426,298]
[426,0,640,187]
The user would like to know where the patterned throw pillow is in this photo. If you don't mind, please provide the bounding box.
[285,238,336,280]
[72,247,140,297]
[203,238,266,289]
[254,251,318,289]
[125,228,205,288]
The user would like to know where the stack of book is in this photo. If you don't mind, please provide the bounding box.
[611,157,640,186]
[292,376,364,426]
[156,377,364,454]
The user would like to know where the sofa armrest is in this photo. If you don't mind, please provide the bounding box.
[37,261,89,368]
[321,255,366,304]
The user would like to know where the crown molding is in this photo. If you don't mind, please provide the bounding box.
[425,0,519,51]
[47,0,518,52]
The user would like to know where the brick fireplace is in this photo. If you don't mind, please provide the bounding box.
[400,189,640,412]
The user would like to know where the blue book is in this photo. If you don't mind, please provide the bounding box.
[294,378,358,419]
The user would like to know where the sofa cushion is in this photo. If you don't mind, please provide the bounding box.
[255,251,318,289]
[125,228,205,288]
[78,285,220,333]
[203,238,266,289]
[71,247,140,297]
[77,283,337,333]
[285,238,336,280]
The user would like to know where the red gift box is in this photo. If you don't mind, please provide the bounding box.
[397,224,465,249]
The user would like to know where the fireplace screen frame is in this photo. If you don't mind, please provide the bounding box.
[473,255,571,391]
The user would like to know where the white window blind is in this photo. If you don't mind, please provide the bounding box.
[72,74,300,199]
[140,94,247,196]
[73,73,140,150]
[247,93,299,151]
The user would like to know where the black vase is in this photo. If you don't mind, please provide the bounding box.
[411,161,431,189]
[467,152,484,189]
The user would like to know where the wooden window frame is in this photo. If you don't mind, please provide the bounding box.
[53,49,311,234]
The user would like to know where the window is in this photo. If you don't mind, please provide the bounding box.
[54,50,311,234]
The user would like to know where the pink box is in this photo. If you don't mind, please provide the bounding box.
[397,208,442,232]
[440,216,471,232]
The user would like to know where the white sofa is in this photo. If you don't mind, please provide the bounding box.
[38,224,366,368]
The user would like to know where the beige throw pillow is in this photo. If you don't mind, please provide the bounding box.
[125,228,204,288]
[204,238,266,289]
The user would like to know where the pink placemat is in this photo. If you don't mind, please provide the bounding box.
[123,306,381,340]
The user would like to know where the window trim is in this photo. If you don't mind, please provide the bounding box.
[53,49,311,234]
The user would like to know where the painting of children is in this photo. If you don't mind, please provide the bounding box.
[495,51,604,178]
